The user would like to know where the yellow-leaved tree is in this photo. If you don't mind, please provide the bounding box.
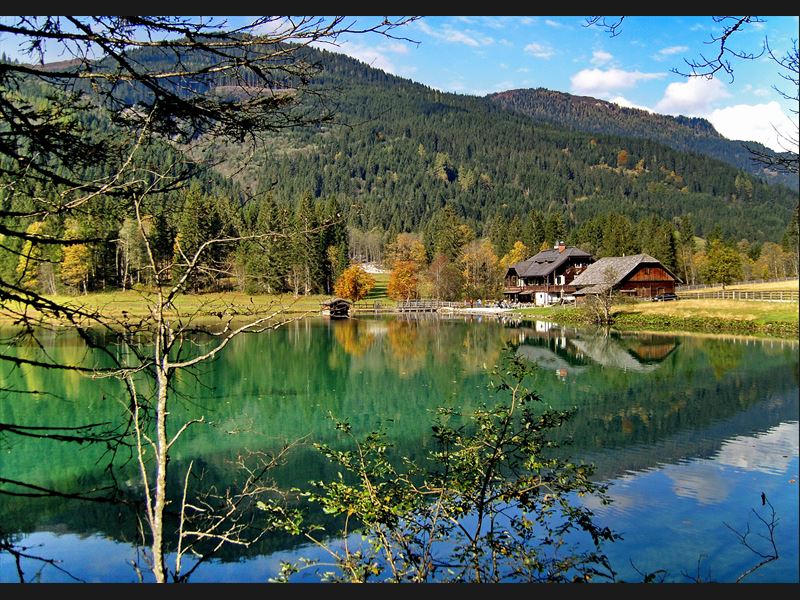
[499,240,530,271]
[387,260,420,301]
[334,263,376,302]
[60,219,91,293]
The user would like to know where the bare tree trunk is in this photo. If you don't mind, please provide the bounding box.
[151,316,171,583]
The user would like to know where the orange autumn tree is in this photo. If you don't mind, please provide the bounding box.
[334,263,376,302]
[385,232,426,301]
[387,260,420,301]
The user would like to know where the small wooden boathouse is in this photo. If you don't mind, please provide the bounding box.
[321,298,352,319]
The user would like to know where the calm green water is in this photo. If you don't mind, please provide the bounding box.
[0,316,797,582]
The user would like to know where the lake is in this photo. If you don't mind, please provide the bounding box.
[0,316,797,583]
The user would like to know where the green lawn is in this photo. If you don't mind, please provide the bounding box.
[365,272,390,300]
[1,289,331,327]
[513,296,798,338]
[1,276,397,327]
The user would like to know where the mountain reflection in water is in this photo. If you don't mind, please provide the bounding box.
[0,317,796,582]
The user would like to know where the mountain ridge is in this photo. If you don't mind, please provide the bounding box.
[487,87,797,191]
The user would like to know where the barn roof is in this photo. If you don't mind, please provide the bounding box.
[320,297,353,306]
[570,254,681,288]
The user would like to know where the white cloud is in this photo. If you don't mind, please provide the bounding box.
[666,461,732,504]
[744,84,771,98]
[520,17,536,26]
[708,102,799,152]
[524,42,554,59]
[443,29,482,47]
[609,96,654,112]
[386,42,410,55]
[571,68,665,95]
[654,76,730,115]
[544,19,562,28]
[417,20,493,47]
[659,45,689,56]
[480,17,508,30]
[335,41,397,74]
[591,50,613,65]
[651,78,798,152]
[713,422,798,474]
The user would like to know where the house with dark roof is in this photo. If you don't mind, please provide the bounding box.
[570,254,681,300]
[503,242,594,305]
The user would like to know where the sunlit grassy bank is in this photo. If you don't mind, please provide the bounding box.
[0,273,396,329]
[515,296,799,338]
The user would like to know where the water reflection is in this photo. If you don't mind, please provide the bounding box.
[0,317,797,582]
[586,421,799,582]
[513,320,680,377]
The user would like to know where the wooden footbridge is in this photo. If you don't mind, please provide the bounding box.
[396,300,464,312]
[351,300,465,314]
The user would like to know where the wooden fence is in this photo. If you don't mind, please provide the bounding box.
[678,290,798,302]
[676,277,797,292]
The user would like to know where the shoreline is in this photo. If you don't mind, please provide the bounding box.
[1,293,797,340]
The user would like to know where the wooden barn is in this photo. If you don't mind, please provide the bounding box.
[570,254,681,300]
[321,298,352,319]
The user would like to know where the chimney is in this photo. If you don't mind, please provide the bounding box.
[556,240,566,253]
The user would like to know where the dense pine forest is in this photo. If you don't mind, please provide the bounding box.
[1,43,798,300]
[488,87,798,191]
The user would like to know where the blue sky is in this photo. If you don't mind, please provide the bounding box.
[325,15,799,153]
[2,15,797,152]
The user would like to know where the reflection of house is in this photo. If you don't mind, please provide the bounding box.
[621,335,679,363]
[516,345,588,376]
[570,338,660,372]
[571,254,681,300]
[503,242,593,305]
[517,325,677,374]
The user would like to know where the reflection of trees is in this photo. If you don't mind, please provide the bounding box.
[1,319,798,574]
[385,320,425,377]
[704,339,745,380]
[332,320,376,357]
[386,320,421,359]
[458,320,512,374]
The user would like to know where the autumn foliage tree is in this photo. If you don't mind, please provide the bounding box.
[387,260,420,301]
[499,240,530,271]
[334,264,376,302]
[460,238,502,302]
[423,254,464,300]
[385,233,427,269]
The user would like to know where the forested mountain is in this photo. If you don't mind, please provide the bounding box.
[195,46,797,245]
[2,42,797,298]
[487,88,798,191]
